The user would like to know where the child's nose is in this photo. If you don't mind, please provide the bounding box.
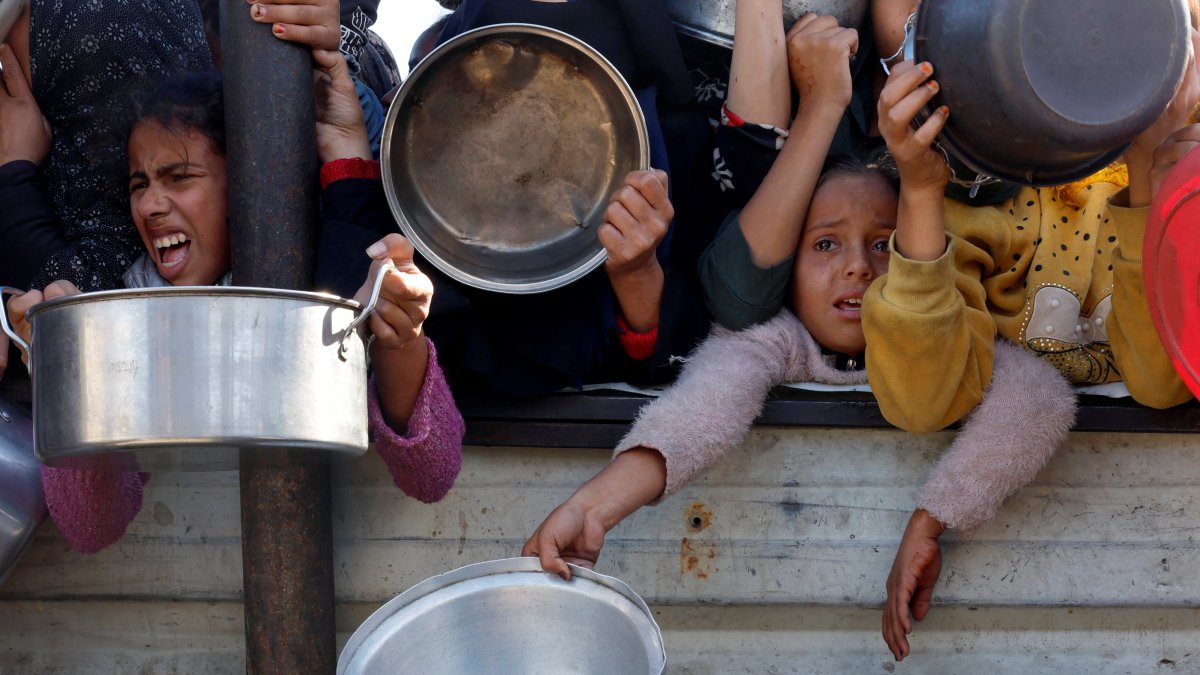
[844,246,874,279]
[137,184,170,219]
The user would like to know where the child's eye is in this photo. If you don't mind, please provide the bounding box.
[872,239,890,253]
[128,181,147,194]
[814,239,836,252]
[170,173,194,183]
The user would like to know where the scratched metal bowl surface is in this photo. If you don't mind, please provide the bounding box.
[667,0,869,47]
[382,24,649,294]
[338,557,666,674]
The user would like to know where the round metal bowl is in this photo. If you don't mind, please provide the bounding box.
[338,557,667,674]
[1,285,374,472]
[382,24,649,294]
[911,0,1189,186]
[667,0,868,48]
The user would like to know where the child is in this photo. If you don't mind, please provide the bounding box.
[868,28,1200,662]
[696,9,880,331]
[0,0,212,293]
[3,49,464,554]
[523,147,1077,576]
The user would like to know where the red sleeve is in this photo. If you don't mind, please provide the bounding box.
[617,316,658,361]
[320,158,381,189]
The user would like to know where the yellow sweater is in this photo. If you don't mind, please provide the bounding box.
[862,182,1192,433]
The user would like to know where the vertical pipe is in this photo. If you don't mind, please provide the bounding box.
[219,2,334,673]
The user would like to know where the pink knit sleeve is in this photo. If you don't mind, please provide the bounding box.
[40,464,148,554]
[368,338,464,503]
[917,339,1077,534]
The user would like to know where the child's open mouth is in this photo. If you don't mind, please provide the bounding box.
[835,297,862,312]
[154,233,192,270]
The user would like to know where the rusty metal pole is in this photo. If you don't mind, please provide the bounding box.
[219,2,334,673]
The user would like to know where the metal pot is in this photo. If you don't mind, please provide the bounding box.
[338,558,667,674]
[0,273,389,471]
[667,0,869,48]
[909,0,1190,186]
[382,24,649,294]
[0,396,45,586]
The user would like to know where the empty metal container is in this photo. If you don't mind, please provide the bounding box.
[339,558,667,674]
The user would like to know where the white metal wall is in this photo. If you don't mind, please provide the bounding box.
[2,429,1198,673]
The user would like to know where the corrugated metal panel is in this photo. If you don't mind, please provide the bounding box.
[2,429,1199,672]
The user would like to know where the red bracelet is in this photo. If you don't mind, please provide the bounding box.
[617,316,658,361]
[320,158,381,189]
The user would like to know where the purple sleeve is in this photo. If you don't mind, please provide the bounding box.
[40,465,148,554]
[917,340,1077,534]
[368,338,464,503]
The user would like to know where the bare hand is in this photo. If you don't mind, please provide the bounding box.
[6,281,81,367]
[1128,31,1200,207]
[883,509,945,662]
[357,234,433,351]
[0,43,51,166]
[522,499,608,581]
[312,48,371,163]
[785,14,859,112]
[249,0,340,51]
[1150,124,1200,202]
[600,170,672,279]
[878,60,950,195]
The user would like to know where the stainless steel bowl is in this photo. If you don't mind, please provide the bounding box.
[0,396,45,587]
[382,24,649,294]
[667,0,869,48]
[0,279,386,471]
[338,557,667,674]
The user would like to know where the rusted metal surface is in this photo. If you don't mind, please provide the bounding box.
[219,0,333,672]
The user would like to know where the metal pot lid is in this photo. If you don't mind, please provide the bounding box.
[338,557,667,674]
[382,24,649,294]
[1145,144,1200,399]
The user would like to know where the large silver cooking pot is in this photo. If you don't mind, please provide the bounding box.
[382,24,649,294]
[667,0,869,48]
[338,557,667,674]
[0,396,45,587]
[0,276,387,471]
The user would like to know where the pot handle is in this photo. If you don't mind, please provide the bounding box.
[0,287,32,372]
[338,259,396,360]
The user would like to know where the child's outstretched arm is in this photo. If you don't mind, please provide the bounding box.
[882,340,1077,661]
[358,234,464,503]
[863,60,998,432]
[1108,33,1199,408]
[601,170,673,334]
[524,310,859,577]
[522,447,667,580]
[726,0,791,131]
[735,15,858,269]
[700,17,858,330]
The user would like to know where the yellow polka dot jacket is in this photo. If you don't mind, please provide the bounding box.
[862,180,1192,433]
